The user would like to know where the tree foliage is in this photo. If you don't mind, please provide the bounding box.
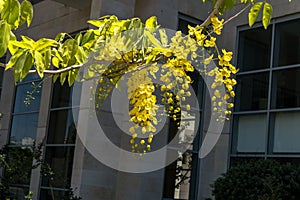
[211,159,300,200]
[0,0,286,153]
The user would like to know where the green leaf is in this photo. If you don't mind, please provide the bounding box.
[8,31,18,55]
[88,19,105,28]
[0,20,11,57]
[53,74,59,83]
[82,30,95,50]
[75,46,88,64]
[145,16,158,32]
[60,72,68,85]
[20,52,33,80]
[68,69,78,86]
[75,33,82,45]
[144,30,162,48]
[159,29,168,46]
[52,56,60,68]
[51,48,63,60]
[55,32,66,43]
[0,0,4,13]
[34,51,45,78]
[10,40,32,50]
[34,38,58,52]
[129,18,142,29]
[262,3,273,29]
[44,48,51,69]
[5,49,24,70]
[248,2,263,27]
[19,0,33,27]
[1,0,21,27]
[14,50,28,74]
[62,38,78,66]
[219,0,237,13]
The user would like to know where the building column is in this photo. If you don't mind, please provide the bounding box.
[0,70,15,148]
[29,76,52,200]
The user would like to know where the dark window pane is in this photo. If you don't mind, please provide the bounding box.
[178,18,197,35]
[163,152,196,199]
[51,81,81,108]
[21,73,41,82]
[40,189,68,200]
[6,186,29,200]
[47,109,78,144]
[14,81,42,113]
[10,113,38,145]
[237,27,272,71]
[0,67,3,87]
[235,72,269,111]
[272,68,300,109]
[42,146,75,189]
[274,19,300,66]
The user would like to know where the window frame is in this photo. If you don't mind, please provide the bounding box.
[230,13,300,165]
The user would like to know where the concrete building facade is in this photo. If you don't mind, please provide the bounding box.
[0,0,300,199]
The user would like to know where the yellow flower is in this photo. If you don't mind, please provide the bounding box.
[214,90,221,98]
[186,104,191,110]
[211,16,224,35]
[204,55,214,65]
[227,103,234,108]
[204,37,216,47]
[222,49,233,62]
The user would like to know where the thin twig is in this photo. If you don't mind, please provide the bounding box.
[223,3,251,26]
[28,64,83,74]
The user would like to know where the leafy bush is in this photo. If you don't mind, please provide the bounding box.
[211,159,300,200]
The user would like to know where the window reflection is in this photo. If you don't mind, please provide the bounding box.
[274,19,300,66]
[14,81,42,113]
[51,81,81,108]
[6,147,33,185]
[10,113,38,145]
[238,27,272,71]
[233,114,267,153]
[272,68,300,109]
[40,189,68,200]
[273,112,300,152]
[42,147,75,189]
[235,73,269,111]
[47,109,78,144]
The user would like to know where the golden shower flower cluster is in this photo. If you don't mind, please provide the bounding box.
[128,82,158,153]
[160,58,194,121]
[169,31,198,60]
[187,15,237,121]
[208,49,238,121]
[92,15,238,152]
[211,16,224,35]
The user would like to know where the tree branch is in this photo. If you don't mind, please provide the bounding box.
[200,0,226,28]
[28,64,83,74]
[223,3,251,26]
[0,62,5,68]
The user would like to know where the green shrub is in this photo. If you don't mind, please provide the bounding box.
[211,159,300,200]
